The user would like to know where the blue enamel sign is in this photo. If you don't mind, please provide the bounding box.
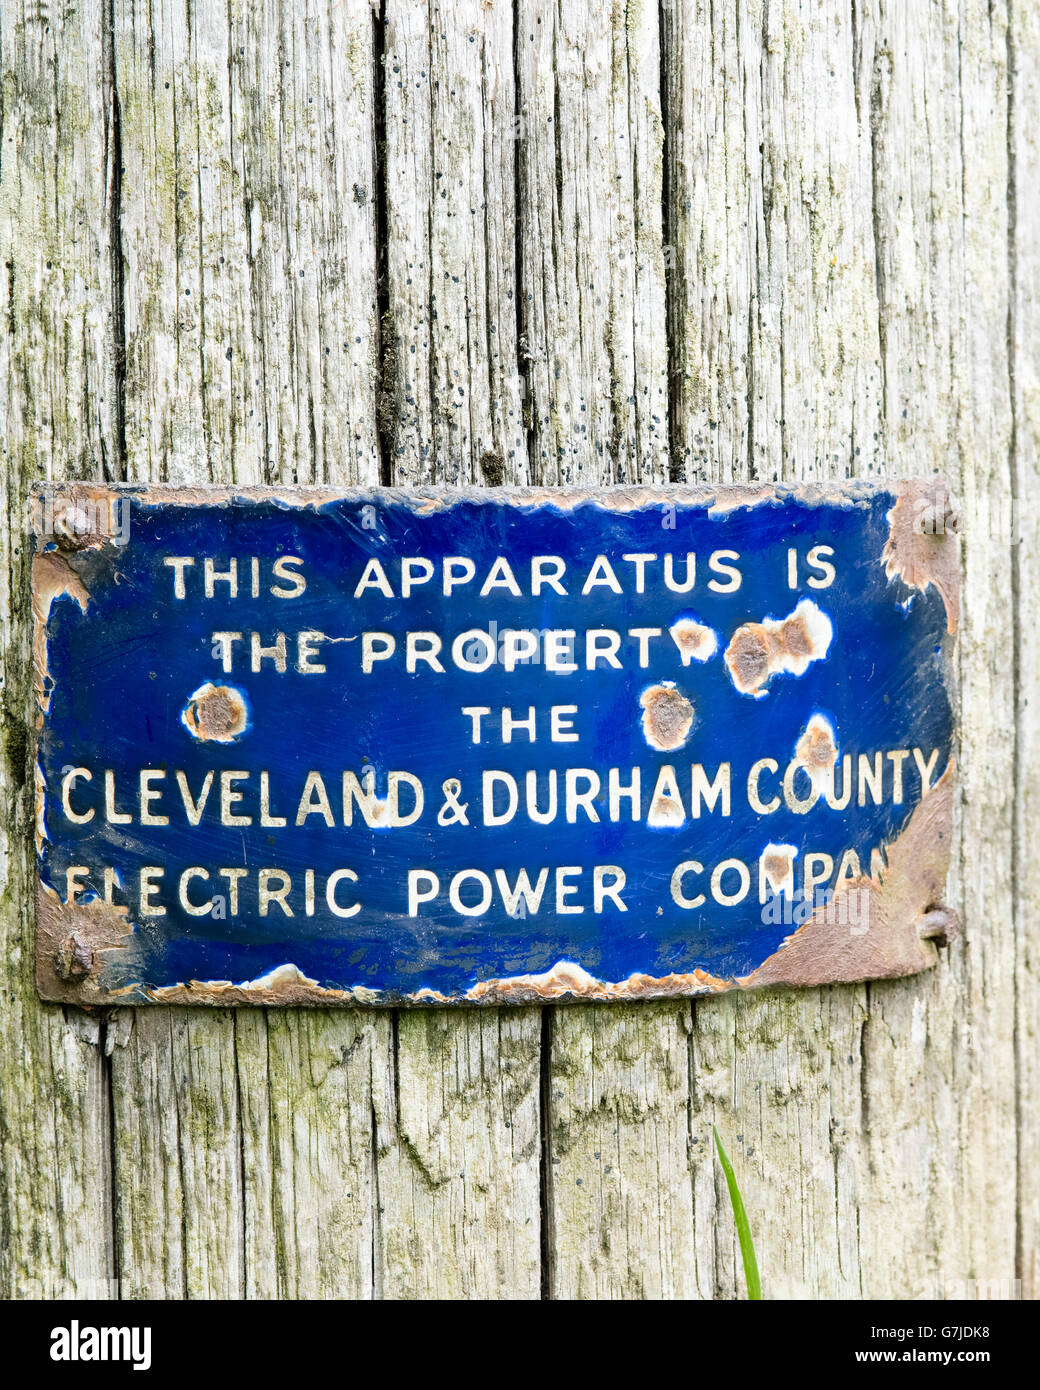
[32,482,958,1006]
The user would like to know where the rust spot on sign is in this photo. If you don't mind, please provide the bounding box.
[795,715,838,773]
[740,762,957,989]
[639,682,694,751]
[182,683,248,742]
[55,932,93,980]
[464,959,727,1003]
[668,618,718,665]
[724,598,833,698]
[647,786,685,828]
[794,714,839,795]
[149,963,373,1007]
[881,481,960,634]
[760,844,797,897]
[31,552,89,718]
[35,883,136,1005]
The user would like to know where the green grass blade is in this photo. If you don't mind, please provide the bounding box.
[714,1126,762,1300]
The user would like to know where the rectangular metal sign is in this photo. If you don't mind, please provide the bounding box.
[32,482,958,1006]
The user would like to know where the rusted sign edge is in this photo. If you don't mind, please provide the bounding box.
[31,478,960,1009]
[27,475,946,518]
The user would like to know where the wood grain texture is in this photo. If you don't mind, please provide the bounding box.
[110,1009,244,1299]
[861,0,1018,1298]
[545,1002,697,1299]
[516,0,669,484]
[0,0,1035,1300]
[375,1008,542,1298]
[383,0,527,484]
[236,1009,388,1299]
[115,0,381,485]
[1010,0,1040,1302]
[0,0,116,1300]
[665,0,884,484]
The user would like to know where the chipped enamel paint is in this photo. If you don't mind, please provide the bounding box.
[31,482,958,1005]
[181,683,249,743]
[794,714,840,795]
[723,598,834,697]
[760,844,798,897]
[668,617,718,664]
[639,682,695,752]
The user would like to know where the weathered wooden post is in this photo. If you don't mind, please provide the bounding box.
[1,0,1036,1302]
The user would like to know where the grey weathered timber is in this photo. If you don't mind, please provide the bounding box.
[0,0,116,1299]
[384,0,528,484]
[516,0,669,484]
[1011,0,1039,1301]
[0,0,1036,1300]
[115,0,381,485]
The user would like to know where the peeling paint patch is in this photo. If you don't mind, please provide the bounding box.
[668,617,718,665]
[31,551,89,717]
[794,714,839,795]
[140,960,730,1008]
[647,785,685,829]
[55,931,94,980]
[34,882,138,1005]
[242,963,317,990]
[740,763,956,989]
[181,683,248,742]
[149,964,374,1007]
[465,959,726,1003]
[34,760,48,857]
[760,843,798,896]
[724,598,833,697]
[705,484,780,515]
[881,481,960,633]
[639,682,694,750]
